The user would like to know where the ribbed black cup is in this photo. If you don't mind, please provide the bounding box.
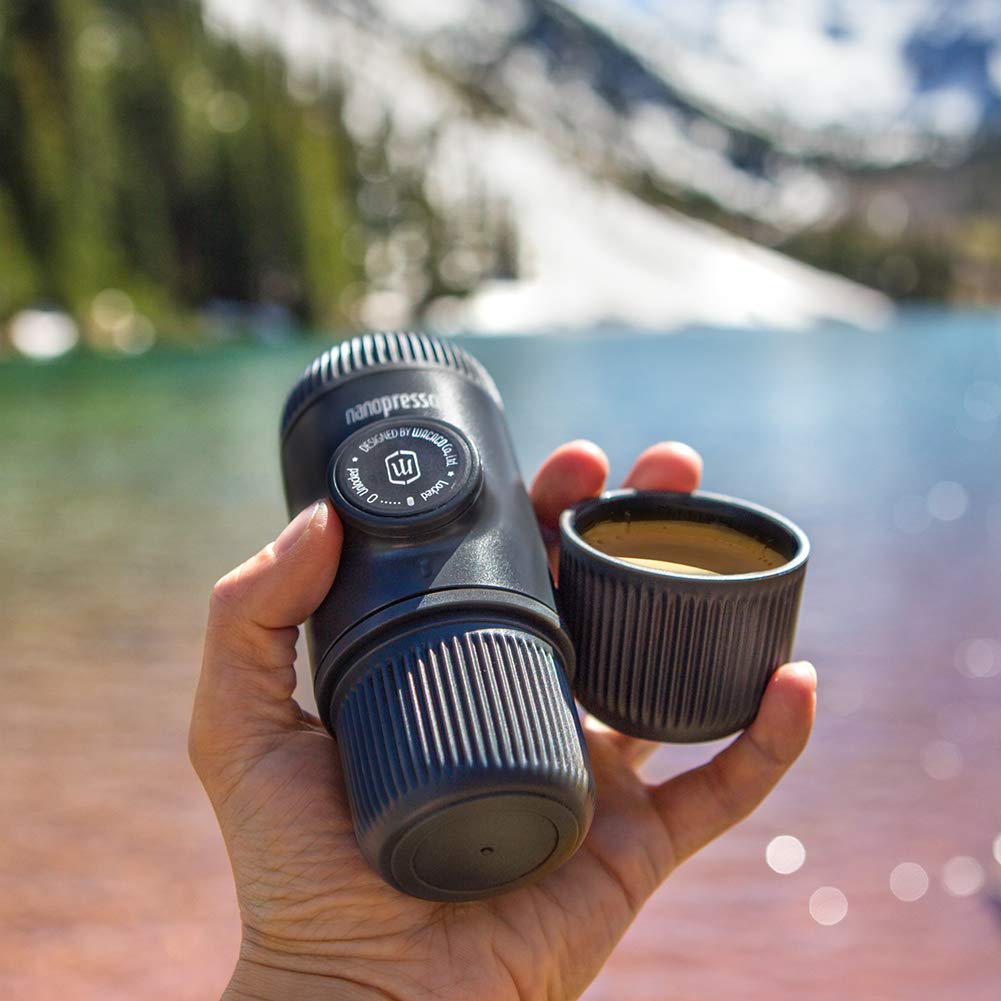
[329,623,594,901]
[558,490,809,743]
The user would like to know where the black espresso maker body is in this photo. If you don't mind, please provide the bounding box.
[279,331,594,901]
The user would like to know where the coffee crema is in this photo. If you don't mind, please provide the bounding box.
[582,519,787,576]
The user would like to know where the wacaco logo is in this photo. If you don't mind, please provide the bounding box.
[345,392,439,426]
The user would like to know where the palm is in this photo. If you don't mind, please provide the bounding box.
[191,440,815,1001]
[222,717,669,999]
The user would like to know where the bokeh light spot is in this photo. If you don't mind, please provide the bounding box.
[9,309,79,359]
[954,638,1001,679]
[809,886,848,926]
[927,481,968,522]
[91,288,134,332]
[942,856,985,897]
[890,862,929,902]
[964,381,1001,422]
[207,91,249,133]
[920,740,962,780]
[766,835,806,874]
[111,314,156,355]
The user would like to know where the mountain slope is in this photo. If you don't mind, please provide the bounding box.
[205,0,891,331]
[568,0,1001,153]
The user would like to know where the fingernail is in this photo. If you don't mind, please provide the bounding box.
[790,660,818,688]
[274,501,324,556]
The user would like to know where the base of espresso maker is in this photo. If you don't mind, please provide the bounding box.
[389,793,582,900]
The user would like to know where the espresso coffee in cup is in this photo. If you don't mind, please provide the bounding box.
[582,519,788,577]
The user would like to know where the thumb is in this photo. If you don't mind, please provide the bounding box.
[190,501,342,773]
[211,500,343,632]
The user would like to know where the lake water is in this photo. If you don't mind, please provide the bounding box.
[3,311,1001,1000]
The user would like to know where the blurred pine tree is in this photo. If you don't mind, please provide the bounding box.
[0,0,362,336]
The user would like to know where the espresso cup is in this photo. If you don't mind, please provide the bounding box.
[558,490,809,742]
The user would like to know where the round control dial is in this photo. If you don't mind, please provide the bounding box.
[330,417,481,530]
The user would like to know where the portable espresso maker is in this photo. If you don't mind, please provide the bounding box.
[279,331,808,901]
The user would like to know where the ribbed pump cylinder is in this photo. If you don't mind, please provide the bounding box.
[331,624,593,900]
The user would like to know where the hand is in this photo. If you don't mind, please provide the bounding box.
[189,440,816,1001]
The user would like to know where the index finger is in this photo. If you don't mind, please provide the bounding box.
[621,441,703,493]
[530,441,609,573]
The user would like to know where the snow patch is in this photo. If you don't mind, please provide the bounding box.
[449,129,890,333]
[204,0,892,333]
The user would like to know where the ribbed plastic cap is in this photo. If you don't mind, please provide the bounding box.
[331,626,594,900]
[558,490,808,743]
[280,331,501,440]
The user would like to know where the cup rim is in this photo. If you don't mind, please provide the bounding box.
[559,489,810,583]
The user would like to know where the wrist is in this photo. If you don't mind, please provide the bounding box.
[223,958,396,1001]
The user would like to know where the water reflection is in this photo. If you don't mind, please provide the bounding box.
[3,315,1001,1001]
